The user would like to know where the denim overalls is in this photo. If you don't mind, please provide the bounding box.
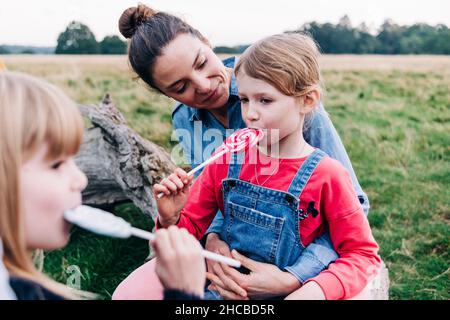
[205,148,327,299]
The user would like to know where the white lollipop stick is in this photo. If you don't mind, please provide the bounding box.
[64,205,241,268]
[157,128,263,199]
[157,148,228,199]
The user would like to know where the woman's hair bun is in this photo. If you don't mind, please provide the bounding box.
[118,4,157,39]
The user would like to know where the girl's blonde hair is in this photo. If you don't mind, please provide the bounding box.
[0,71,84,299]
[235,33,323,98]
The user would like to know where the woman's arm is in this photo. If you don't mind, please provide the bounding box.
[305,102,370,215]
[285,281,325,300]
[283,230,338,285]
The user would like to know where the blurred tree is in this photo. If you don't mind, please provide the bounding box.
[355,23,379,54]
[424,24,450,54]
[297,22,335,53]
[100,35,126,54]
[288,17,450,54]
[0,46,10,54]
[213,45,249,54]
[298,18,357,53]
[338,15,352,29]
[55,21,100,54]
[20,49,35,54]
[376,19,405,54]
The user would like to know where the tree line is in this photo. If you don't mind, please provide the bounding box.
[216,16,450,55]
[0,21,126,55]
[1,17,449,55]
[54,21,126,54]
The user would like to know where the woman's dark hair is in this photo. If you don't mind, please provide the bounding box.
[119,4,207,92]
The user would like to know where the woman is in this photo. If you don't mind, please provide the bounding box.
[113,4,369,299]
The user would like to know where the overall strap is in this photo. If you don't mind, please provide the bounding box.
[287,149,327,199]
[227,151,244,179]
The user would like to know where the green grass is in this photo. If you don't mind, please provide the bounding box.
[324,70,450,299]
[6,57,450,300]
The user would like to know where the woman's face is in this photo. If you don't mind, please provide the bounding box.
[20,143,88,250]
[153,33,231,110]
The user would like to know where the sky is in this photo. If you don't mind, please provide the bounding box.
[0,0,449,47]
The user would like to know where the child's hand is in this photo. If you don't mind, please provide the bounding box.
[153,168,194,227]
[152,226,206,298]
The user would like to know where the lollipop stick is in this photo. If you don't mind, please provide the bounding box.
[187,148,228,177]
[157,128,263,199]
[157,148,228,199]
[129,227,241,268]
[130,227,155,240]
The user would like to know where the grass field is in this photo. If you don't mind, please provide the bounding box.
[3,54,449,300]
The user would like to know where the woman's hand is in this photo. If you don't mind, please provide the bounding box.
[152,226,206,298]
[153,168,193,227]
[205,233,232,275]
[207,250,301,299]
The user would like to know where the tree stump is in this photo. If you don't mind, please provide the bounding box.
[75,94,176,221]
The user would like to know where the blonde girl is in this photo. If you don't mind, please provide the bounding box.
[0,71,205,299]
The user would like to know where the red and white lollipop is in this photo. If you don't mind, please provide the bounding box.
[215,127,264,155]
[157,128,263,198]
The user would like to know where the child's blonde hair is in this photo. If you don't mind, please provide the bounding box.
[235,33,323,132]
[235,33,322,97]
[0,71,84,299]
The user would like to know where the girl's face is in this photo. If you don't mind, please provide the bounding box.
[237,71,304,150]
[152,33,231,110]
[20,143,87,250]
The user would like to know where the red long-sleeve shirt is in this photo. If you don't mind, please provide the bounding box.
[159,148,381,299]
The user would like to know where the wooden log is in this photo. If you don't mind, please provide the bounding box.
[75,94,176,221]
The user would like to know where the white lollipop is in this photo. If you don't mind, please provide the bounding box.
[64,205,241,268]
[64,205,132,238]
[157,128,263,198]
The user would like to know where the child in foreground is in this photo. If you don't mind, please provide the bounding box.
[0,71,206,299]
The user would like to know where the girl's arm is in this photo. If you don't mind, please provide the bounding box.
[309,209,380,300]
[155,158,222,240]
[299,160,381,300]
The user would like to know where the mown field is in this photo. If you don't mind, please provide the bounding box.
[3,54,449,300]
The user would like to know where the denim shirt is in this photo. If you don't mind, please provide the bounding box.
[171,57,369,283]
